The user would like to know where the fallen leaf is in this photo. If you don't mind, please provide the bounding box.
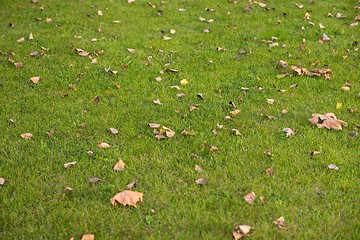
[128,0,135,3]
[195,165,203,172]
[209,145,220,153]
[319,33,331,43]
[181,130,195,136]
[45,18,52,23]
[97,142,111,149]
[232,129,241,136]
[232,224,253,240]
[319,23,325,29]
[169,85,180,90]
[349,131,358,137]
[30,76,40,84]
[98,10,103,16]
[28,32,33,39]
[267,99,275,104]
[283,128,294,137]
[341,86,350,92]
[230,110,240,117]
[153,99,162,105]
[88,178,102,183]
[195,178,206,185]
[148,123,161,128]
[170,29,176,34]
[310,151,321,156]
[260,196,266,204]
[244,192,256,204]
[64,161,77,168]
[64,187,73,192]
[281,109,288,115]
[274,216,285,228]
[110,190,143,207]
[264,150,273,157]
[265,168,274,176]
[155,77,162,82]
[279,60,288,67]
[127,48,136,54]
[109,128,119,135]
[30,51,39,56]
[127,182,136,189]
[46,128,55,137]
[163,36,171,40]
[327,164,339,170]
[21,133,33,139]
[87,150,94,156]
[81,234,95,240]
[304,12,311,20]
[308,113,347,130]
[180,79,189,86]
[17,37,25,43]
[113,159,126,171]
[0,178,5,186]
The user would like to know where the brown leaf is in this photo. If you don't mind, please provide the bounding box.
[260,196,266,204]
[265,168,274,176]
[109,128,119,135]
[194,165,203,172]
[148,123,161,129]
[97,142,111,149]
[30,76,40,84]
[88,178,102,183]
[230,109,240,117]
[110,190,143,207]
[64,187,73,193]
[64,161,77,168]
[17,37,25,43]
[310,151,321,156]
[113,159,126,171]
[327,164,339,170]
[21,133,33,139]
[181,130,195,136]
[127,182,136,189]
[274,216,285,228]
[279,60,288,67]
[283,128,294,137]
[195,178,206,185]
[244,192,256,204]
[30,51,39,56]
[264,150,273,157]
[81,234,95,240]
[209,145,220,153]
[127,48,136,54]
[308,113,347,130]
[153,99,162,105]
[46,128,55,137]
[29,32,34,40]
[267,99,275,104]
[0,178,5,186]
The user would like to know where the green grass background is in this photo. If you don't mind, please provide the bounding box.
[0,0,359,239]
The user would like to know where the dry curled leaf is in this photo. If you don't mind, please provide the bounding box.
[194,165,203,172]
[327,164,339,170]
[244,192,256,204]
[110,190,143,207]
[127,182,136,189]
[97,142,111,149]
[30,76,40,84]
[267,99,275,104]
[0,178,5,186]
[308,113,347,130]
[283,128,294,137]
[274,216,285,228]
[21,133,33,139]
[195,178,206,185]
[232,224,253,239]
[209,145,220,153]
[148,123,161,128]
[88,178,102,183]
[81,234,95,240]
[64,161,77,168]
[264,150,273,157]
[109,128,119,135]
[127,48,136,54]
[113,159,126,171]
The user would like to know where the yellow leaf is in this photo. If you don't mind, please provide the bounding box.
[180,79,189,86]
[113,159,126,171]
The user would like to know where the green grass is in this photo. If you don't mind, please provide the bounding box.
[0,0,359,239]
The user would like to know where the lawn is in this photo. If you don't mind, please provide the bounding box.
[0,0,359,239]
